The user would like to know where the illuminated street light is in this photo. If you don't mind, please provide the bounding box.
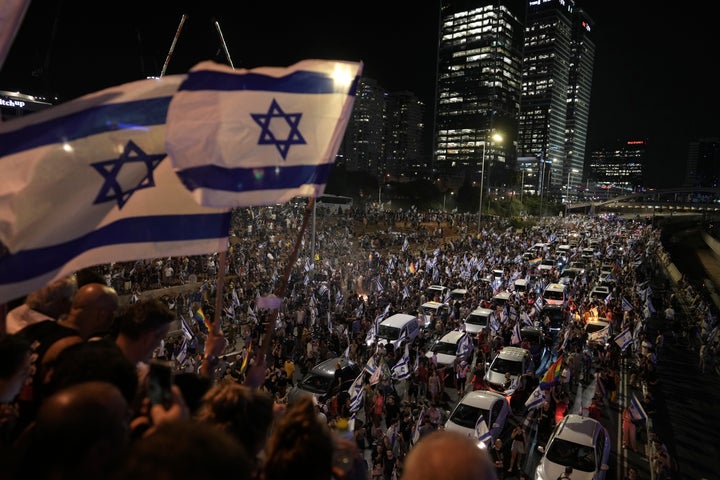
[478,132,504,231]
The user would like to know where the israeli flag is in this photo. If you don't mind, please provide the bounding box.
[524,385,545,411]
[180,315,195,341]
[0,75,232,304]
[391,344,412,380]
[456,333,473,357]
[165,60,363,208]
[614,328,634,351]
[347,373,365,413]
[412,407,425,445]
[403,285,410,299]
[621,296,634,312]
[474,415,492,445]
[511,321,522,346]
[402,237,409,252]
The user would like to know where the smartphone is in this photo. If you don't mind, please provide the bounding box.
[148,359,174,409]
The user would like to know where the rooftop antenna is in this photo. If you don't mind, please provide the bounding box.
[213,19,235,69]
[160,14,188,77]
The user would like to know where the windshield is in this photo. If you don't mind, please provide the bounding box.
[299,373,332,394]
[586,323,608,334]
[449,404,491,429]
[544,290,564,301]
[378,325,400,340]
[432,341,458,356]
[545,438,597,472]
[490,357,523,375]
[466,314,488,326]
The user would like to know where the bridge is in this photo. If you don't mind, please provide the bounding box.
[566,187,720,216]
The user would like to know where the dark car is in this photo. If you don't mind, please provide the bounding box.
[288,356,361,404]
[521,326,547,367]
[539,305,567,333]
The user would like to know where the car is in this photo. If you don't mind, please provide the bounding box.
[585,317,611,347]
[444,390,510,448]
[449,288,468,301]
[520,326,547,366]
[484,346,533,393]
[542,283,567,307]
[568,261,586,274]
[538,258,556,272]
[491,291,512,307]
[561,267,584,281]
[419,301,451,329]
[425,330,474,368]
[426,284,449,302]
[464,307,495,335]
[535,414,611,480]
[540,305,567,332]
[288,356,362,404]
[589,285,610,301]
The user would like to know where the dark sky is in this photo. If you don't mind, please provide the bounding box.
[1,1,717,188]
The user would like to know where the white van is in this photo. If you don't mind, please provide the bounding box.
[373,313,420,350]
[543,283,567,307]
[484,346,533,393]
[464,307,495,335]
[419,301,450,329]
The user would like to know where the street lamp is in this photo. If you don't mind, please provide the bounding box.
[478,132,504,231]
[565,168,579,216]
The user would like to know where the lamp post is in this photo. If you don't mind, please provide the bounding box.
[477,132,503,231]
[565,168,579,216]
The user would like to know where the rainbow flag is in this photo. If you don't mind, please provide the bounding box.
[240,341,252,374]
[542,355,563,384]
[194,307,211,333]
[409,262,417,274]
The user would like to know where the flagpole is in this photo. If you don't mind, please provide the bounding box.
[259,197,316,362]
[213,19,235,69]
[160,14,188,77]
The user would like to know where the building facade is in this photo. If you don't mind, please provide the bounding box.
[588,139,646,193]
[433,0,526,189]
[684,138,720,188]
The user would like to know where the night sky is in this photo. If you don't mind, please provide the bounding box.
[1,0,717,188]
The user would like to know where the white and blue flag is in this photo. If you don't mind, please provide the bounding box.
[614,328,634,351]
[347,372,365,413]
[166,60,362,208]
[0,75,231,303]
[391,344,412,380]
[474,415,492,445]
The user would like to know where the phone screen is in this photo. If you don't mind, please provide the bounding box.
[148,360,173,409]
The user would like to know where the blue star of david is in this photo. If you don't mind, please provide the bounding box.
[91,140,165,209]
[250,98,306,159]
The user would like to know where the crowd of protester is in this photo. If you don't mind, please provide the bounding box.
[1,202,716,479]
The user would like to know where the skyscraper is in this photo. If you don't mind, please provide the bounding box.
[384,91,425,177]
[338,77,386,174]
[433,0,526,189]
[518,0,594,192]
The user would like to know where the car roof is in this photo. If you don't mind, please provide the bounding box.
[439,330,466,344]
[421,301,448,309]
[381,313,418,327]
[496,346,529,361]
[545,283,566,291]
[469,307,494,316]
[311,356,357,377]
[457,390,507,408]
[493,291,511,299]
[553,414,603,446]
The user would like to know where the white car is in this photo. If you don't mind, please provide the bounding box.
[425,330,474,367]
[589,285,610,301]
[585,318,611,347]
[484,346,533,393]
[444,390,510,448]
[536,414,611,480]
[464,307,494,335]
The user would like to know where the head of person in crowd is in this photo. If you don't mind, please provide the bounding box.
[0,333,32,403]
[111,298,175,365]
[14,381,131,480]
[195,382,275,459]
[5,274,78,334]
[173,371,213,415]
[62,282,120,340]
[401,429,497,480]
[261,395,334,480]
[43,339,139,406]
[112,420,254,480]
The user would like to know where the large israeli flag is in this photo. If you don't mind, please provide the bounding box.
[474,415,492,445]
[391,343,412,380]
[347,372,365,413]
[614,328,634,351]
[0,75,231,303]
[166,60,362,208]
